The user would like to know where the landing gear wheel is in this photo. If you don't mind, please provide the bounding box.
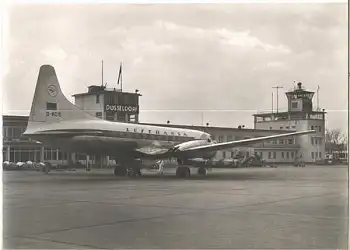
[176,166,190,178]
[197,167,207,176]
[114,166,127,176]
[126,167,142,177]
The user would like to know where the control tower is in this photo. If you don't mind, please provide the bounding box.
[253,82,326,163]
[73,85,141,123]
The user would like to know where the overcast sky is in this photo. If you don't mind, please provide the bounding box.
[2,3,348,132]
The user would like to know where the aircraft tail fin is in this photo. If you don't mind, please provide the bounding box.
[27,65,98,129]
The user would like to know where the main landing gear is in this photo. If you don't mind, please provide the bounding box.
[113,163,142,178]
[175,166,191,178]
[175,166,207,178]
[113,166,127,176]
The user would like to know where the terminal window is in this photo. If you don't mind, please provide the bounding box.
[96,94,100,104]
[96,112,102,119]
[292,102,298,108]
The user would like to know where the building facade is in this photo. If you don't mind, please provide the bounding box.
[2,116,105,166]
[141,123,300,163]
[253,82,326,163]
[2,115,302,166]
[2,115,68,164]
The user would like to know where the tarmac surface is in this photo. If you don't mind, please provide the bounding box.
[3,165,348,249]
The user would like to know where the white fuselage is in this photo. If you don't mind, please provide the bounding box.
[23,119,213,158]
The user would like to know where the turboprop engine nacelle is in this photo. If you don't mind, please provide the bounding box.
[175,139,211,152]
[173,139,217,161]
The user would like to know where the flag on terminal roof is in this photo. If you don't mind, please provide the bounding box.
[117,62,122,85]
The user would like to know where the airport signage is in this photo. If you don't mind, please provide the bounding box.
[105,104,138,114]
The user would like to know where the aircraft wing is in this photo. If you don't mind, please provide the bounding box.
[179,130,315,155]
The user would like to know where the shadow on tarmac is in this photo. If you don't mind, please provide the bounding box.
[5,165,345,185]
[3,167,309,184]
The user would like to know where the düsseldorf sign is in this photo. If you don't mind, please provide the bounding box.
[105,104,138,114]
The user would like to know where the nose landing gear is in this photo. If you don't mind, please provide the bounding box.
[197,166,207,176]
[114,160,142,177]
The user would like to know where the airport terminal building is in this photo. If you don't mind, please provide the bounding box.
[2,82,325,166]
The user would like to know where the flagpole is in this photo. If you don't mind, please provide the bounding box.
[317,85,320,111]
[121,62,123,92]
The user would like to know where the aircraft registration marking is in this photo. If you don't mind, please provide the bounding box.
[46,111,61,117]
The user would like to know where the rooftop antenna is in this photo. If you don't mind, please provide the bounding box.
[272,86,283,113]
[101,60,107,86]
[317,85,320,111]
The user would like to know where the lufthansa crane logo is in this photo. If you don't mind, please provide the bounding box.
[48,85,57,97]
